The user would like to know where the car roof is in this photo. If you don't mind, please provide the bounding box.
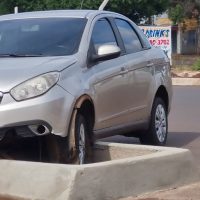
[0,10,119,20]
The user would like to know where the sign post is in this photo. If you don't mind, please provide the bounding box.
[14,7,18,14]
[99,0,110,10]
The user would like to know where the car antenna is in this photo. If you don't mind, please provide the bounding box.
[99,0,110,10]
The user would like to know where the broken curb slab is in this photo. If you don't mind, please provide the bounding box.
[0,142,199,200]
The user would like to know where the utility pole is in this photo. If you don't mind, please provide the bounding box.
[80,0,84,9]
[99,0,110,11]
[14,7,18,14]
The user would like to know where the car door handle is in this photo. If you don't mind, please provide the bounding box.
[120,66,128,74]
[121,66,126,71]
[147,63,154,67]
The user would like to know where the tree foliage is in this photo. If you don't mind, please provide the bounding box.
[0,0,169,24]
[168,0,200,24]
[107,0,170,24]
[168,4,184,25]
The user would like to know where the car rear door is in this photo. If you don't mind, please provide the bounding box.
[114,18,155,122]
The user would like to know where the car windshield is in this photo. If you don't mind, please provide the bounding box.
[0,18,87,57]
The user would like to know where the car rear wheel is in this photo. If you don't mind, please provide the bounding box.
[45,113,91,164]
[139,97,168,146]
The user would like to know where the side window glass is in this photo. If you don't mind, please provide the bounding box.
[115,19,142,54]
[91,19,117,53]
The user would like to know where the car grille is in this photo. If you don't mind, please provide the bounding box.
[0,92,3,103]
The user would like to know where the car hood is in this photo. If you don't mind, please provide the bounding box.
[0,56,77,92]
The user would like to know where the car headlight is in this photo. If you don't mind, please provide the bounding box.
[10,72,60,101]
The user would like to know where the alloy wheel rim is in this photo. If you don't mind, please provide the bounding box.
[155,104,167,143]
[79,123,86,165]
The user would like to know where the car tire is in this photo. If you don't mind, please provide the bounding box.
[45,113,91,164]
[74,113,91,164]
[139,97,168,146]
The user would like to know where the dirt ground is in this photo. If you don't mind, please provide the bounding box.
[120,182,200,200]
[171,70,200,78]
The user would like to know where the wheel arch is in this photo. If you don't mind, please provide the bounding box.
[154,86,169,113]
[73,95,95,140]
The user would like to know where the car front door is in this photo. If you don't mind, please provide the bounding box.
[89,18,132,131]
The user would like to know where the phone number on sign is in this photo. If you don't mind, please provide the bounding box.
[149,39,170,46]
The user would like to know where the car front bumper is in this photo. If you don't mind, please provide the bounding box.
[0,85,75,137]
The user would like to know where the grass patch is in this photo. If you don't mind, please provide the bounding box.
[192,59,200,71]
[171,65,194,72]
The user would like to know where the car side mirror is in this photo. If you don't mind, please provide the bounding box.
[92,44,121,62]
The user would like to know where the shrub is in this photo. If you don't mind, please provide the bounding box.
[192,59,200,71]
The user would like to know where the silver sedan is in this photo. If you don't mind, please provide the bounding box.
[0,10,172,164]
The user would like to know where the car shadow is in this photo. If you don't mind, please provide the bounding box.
[167,132,200,148]
[103,132,200,149]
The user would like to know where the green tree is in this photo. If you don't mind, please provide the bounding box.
[168,0,200,24]
[0,0,169,24]
[168,4,184,25]
[107,0,170,24]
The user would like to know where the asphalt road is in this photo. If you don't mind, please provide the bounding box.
[103,86,200,166]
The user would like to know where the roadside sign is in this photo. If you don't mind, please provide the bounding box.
[140,26,172,63]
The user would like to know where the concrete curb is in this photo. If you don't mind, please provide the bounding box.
[172,78,200,86]
[0,142,199,200]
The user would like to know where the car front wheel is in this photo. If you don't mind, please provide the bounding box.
[74,113,89,164]
[45,113,91,165]
[139,97,168,146]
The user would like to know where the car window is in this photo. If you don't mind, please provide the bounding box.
[115,19,143,54]
[91,19,117,53]
[0,18,87,56]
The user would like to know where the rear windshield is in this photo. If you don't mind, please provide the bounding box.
[0,18,87,56]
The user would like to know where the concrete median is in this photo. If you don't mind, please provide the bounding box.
[0,142,198,200]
